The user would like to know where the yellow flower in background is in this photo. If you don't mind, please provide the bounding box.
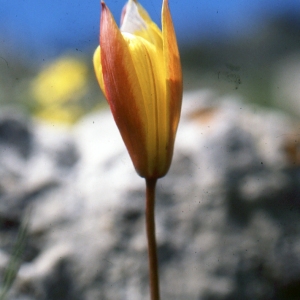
[31,56,88,124]
[93,0,182,179]
[34,105,83,125]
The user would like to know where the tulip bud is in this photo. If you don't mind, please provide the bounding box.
[93,0,182,179]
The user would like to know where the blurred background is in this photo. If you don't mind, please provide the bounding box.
[1,1,300,299]
[1,0,300,123]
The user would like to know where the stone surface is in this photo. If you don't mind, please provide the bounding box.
[0,91,300,300]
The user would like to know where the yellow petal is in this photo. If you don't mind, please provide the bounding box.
[136,1,163,48]
[94,0,182,178]
[162,0,182,136]
[100,2,151,176]
[93,46,106,98]
[121,0,163,50]
[122,32,167,175]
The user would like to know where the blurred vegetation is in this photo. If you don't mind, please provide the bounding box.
[31,56,89,123]
[182,13,300,113]
[0,13,300,125]
[0,51,105,125]
[0,215,29,300]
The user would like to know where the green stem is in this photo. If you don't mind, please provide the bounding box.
[145,178,160,300]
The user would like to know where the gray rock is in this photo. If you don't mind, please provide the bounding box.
[1,90,300,300]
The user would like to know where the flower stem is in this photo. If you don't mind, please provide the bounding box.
[145,178,160,300]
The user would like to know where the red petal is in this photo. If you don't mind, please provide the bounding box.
[100,2,149,176]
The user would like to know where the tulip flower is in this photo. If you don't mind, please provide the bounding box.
[93,1,182,299]
[93,0,182,179]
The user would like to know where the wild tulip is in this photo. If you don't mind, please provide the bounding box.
[93,1,182,299]
[93,0,182,179]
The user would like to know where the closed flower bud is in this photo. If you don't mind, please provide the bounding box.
[93,0,182,179]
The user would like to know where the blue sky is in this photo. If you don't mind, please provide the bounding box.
[0,0,300,62]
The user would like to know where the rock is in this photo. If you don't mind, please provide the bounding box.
[1,90,300,300]
[0,110,32,159]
